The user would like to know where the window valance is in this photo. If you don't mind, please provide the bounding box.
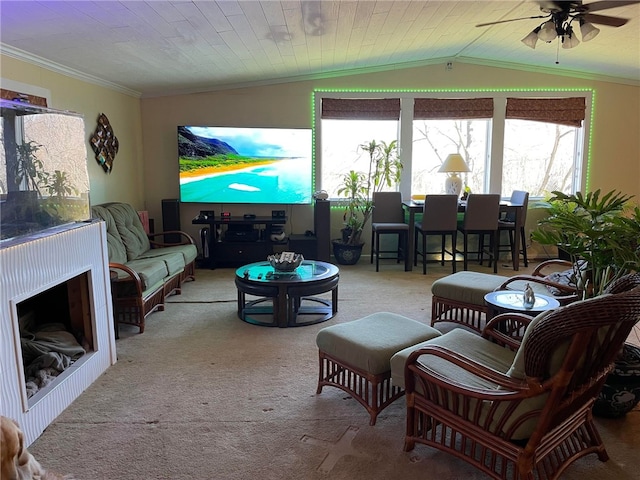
[506,97,585,127]
[414,98,493,119]
[320,96,585,127]
[321,98,400,119]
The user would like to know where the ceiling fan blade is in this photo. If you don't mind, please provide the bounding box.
[476,14,549,27]
[583,1,640,14]
[583,12,629,26]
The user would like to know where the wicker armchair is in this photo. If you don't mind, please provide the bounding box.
[497,258,583,306]
[404,273,640,480]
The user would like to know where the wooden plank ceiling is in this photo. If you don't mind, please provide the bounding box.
[0,1,638,97]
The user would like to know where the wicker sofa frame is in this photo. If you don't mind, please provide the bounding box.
[93,202,197,334]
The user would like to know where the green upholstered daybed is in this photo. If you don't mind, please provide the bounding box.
[91,202,197,334]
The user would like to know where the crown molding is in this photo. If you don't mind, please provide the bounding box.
[0,44,142,98]
[142,55,639,98]
[2,42,636,100]
[141,58,449,98]
[454,56,640,87]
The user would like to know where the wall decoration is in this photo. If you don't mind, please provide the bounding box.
[90,113,119,173]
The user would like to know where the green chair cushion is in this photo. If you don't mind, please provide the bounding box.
[316,312,441,376]
[144,244,197,265]
[138,250,186,276]
[506,309,560,379]
[431,271,509,306]
[106,202,151,261]
[91,205,127,264]
[391,328,515,389]
[117,257,168,291]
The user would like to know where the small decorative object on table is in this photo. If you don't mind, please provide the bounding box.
[268,251,304,272]
[523,282,535,308]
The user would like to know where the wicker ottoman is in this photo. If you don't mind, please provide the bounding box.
[431,271,509,333]
[316,312,441,425]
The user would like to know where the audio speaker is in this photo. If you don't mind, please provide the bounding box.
[314,199,330,261]
[161,198,181,243]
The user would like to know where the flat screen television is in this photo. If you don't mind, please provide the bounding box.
[178,125,313,204]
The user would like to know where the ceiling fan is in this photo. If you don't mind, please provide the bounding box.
[477,1,640,50]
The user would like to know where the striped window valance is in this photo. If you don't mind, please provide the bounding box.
[321,98,401,120]
[506,97,585,127]
[414,98,494,119]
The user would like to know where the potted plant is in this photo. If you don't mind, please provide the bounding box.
[532,189,640,298]
[332,140,402,264]
[532,189,640,417]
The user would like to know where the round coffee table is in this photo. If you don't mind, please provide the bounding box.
[484,290,561,319]
[235,260,339,327]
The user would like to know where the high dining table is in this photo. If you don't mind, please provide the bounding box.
[402,199,526,272]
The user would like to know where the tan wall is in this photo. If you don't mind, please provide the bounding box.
[1,55,144,208]
[3,53,638,254]
[141,62,640,248]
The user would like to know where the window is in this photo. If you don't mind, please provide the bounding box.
[412,119,489,196]
[502,120,579,197]
[316,92,589,199]
[320,119,398,198]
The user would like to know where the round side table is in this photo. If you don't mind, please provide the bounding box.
[484,290,561,319]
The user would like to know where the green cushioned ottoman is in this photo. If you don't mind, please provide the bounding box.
[316,312,441,425]
[431,271,509,333]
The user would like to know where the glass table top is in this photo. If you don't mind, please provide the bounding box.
[236,260,338,284]
[485,290,560,311]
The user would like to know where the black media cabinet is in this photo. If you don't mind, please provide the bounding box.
[192,215,288,268]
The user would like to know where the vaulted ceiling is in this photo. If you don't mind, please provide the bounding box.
[1,1,639,98]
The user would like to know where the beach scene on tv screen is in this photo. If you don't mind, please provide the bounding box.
[178,126,313,204]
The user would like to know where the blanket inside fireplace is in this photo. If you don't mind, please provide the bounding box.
[17,280,91,398]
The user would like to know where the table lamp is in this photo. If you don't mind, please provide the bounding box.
[438,153,470,196]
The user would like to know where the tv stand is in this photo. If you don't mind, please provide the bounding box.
[192,215,287,268]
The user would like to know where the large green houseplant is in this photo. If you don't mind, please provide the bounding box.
[532,189,640,298]
[332,140,402,264]
[532,189,640,417]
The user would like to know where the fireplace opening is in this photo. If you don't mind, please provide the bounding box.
[17,271,95,402]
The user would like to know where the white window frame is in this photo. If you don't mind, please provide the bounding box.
[313,89,593,199]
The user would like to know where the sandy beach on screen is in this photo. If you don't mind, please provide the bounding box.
[179,159,276,183]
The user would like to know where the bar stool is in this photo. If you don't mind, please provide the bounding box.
[456,193,501,273]
[370,192,409,272]
[414,194,459,275]
[498,190,529,269]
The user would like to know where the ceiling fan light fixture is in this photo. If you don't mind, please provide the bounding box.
[580,19,600,42]
[562,27,581,49]
[537,21,558,42]
[521,27,541,49]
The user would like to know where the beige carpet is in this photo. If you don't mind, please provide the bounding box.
[29,260,640,479]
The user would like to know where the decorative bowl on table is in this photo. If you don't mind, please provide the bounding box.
[268,252,304,272]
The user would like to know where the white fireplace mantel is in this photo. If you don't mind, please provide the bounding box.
[1,220,117,446]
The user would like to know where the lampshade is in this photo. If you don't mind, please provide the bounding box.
[562,27,580,49]
[438,153,470,196]
[438,153,470,174]
[521,27,541,49]
[580,20,600,42]
[537,21,557,42]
